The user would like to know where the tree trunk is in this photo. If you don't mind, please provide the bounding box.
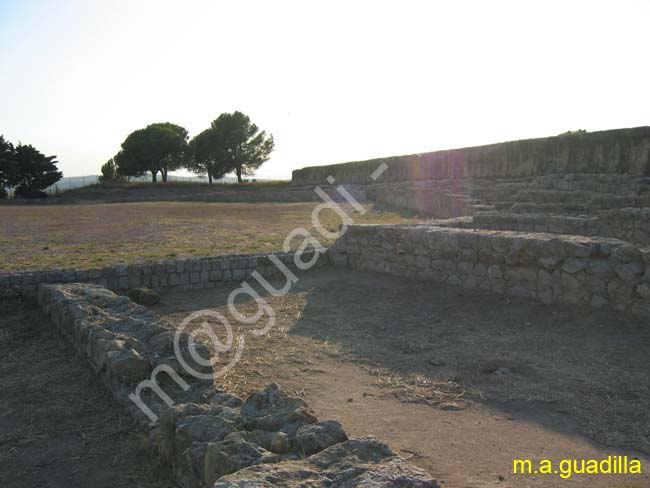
[208,171,213,184]
[236,166,242,184]
[151,170,157,183]
[161,168,168,182]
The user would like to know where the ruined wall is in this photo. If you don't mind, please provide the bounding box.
[292,127,650,185]
[330,224,650,316]
[37,283,440,488]
[434,208,650,245]
[0,250,328,297]
[373,179,480,217]
[373,173,650,217]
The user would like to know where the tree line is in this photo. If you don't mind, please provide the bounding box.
[103,111,274,184]
[0,136,62,198]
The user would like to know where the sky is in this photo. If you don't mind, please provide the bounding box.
[0,0,649,180]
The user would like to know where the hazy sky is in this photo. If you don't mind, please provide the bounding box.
[1,1,648,179]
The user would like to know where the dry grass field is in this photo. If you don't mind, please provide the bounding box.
[0,201,419,272]
[50,180,295,203]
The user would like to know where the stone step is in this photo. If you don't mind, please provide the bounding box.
[473,204,496,212]
[492,187,650,206]
[493,174,650,194]
[434,208,650,246]
[495,202,591,214]
[371,174,650,219]
[493,188,616,204]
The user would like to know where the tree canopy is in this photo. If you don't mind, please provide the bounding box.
[110,112,273,184]
[0,136,17,198]
[115,123,188,182]
[186,128,230,184]
[0,136,62,198]
[99,157,123,183]
[209,111,274,183]
[9,143,62,198]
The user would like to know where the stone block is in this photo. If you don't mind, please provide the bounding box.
[487,265,503,279]
[505,267,538,283]
[457,261,473,275]
[562,258,586,274]
[415,256,431,269]
[614,262,643,282]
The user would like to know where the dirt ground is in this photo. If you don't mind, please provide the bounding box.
[0,202,418,272]
[154,268,650,488]
[0,305,171,488]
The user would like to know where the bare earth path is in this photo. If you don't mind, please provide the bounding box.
[156,269,650,488]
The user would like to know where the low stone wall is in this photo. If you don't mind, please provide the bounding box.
[0,250,329,297]
[0,184,368,206]
[330,224,650,316]
[37,283,215,425]
[499,173,650,194]
[433,208,650,245]
[37,283,440,488]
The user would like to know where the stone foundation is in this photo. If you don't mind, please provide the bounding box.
[0,250,328,297]
[369,174,650,218]
[374,179,482,218]
[36,282,439,488]
[330,224,650,316]
[433,208,650,245]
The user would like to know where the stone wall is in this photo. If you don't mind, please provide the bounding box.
[330,224,650,316]
[37,283,215,426]
[0,250,328,297]
[373,179,484,218]
[37,283,440,488]
[432,208,650,245]
[292,127,650,185]
[490,174,650,214]
[366,173,650,218]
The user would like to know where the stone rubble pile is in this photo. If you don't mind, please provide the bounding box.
[37,283,440,488]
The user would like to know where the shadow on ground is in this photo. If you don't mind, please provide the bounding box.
[157,268,650,455]
[155,267,650,487]
[291,270,650,454]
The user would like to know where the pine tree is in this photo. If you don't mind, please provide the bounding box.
[12,144,62,198]
[0,135,16,198]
